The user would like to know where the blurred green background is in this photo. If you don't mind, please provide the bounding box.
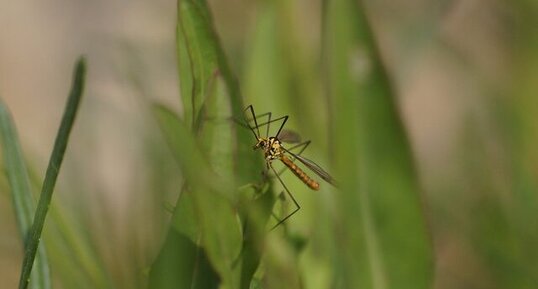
[1,0,538,288]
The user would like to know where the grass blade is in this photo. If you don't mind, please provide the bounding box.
[18,57,87,289]
[153,104,242,288]
[167,1,272,288]
[149,227,220,289]
[0,100,52,289]
[152,104,233,197]
[176,0,251,156]
[177,0,219,129]
[325,1,433,288]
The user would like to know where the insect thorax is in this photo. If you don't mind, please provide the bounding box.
[255,136,283,161]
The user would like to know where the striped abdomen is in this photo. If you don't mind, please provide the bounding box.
[280,155,320,190]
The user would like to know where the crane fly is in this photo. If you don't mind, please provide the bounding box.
[241,105,336,229]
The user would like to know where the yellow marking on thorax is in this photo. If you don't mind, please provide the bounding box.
[262,137,283,160]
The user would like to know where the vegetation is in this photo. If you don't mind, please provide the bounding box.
[1,0,538,289]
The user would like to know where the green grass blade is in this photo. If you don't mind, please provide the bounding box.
[153,104,242,288]
[511,1,538,284]
[172,2,270,288]
[247,1,326,142]
[18,57,87,289]
[149,227,220,289]
[479,2,538,286]
[0,100,52,289]
[177,0,219,129]
[325,1,432,288]
[176,13,194,128]
[176,0,252,162]
[241,2,287,115]
[459,120,534,288]
[152,104,233,197]
[24,163,113,289]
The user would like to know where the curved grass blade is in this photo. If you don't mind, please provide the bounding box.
[153,104,242,288]
[175,1,271,288]
[325,1,433,288]
[176,12,194,128]
[177,0,219,129]
[0,100,51,289]
[152,104,234,198]
[236,183,275,289]
[18,57,86,289]
[176,0,252,162]
[176,0,255,181]
[149,228,220,289]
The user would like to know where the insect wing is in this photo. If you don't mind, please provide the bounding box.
[278,129,302,143]
[284,149,336,186]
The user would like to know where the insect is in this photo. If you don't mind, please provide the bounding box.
[242,105,336,229]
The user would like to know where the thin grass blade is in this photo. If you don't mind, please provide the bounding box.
[18,57,86,289]
[0,100,52,289]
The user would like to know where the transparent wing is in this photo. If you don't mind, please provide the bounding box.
[283,148,337,187]
[278,129,302,143]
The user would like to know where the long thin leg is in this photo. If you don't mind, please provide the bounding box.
[235,114,288,138]
[246,111,273,138]
[265,111,271,138]
[269,162,300,230]
[244,106,284,140]
[239,105,290,140]
[243,111,271,121]
[242,111,271,128]
[243,105,260,139]
[275,115,288,138]
[254,115,287,135]
[286,140,311,158]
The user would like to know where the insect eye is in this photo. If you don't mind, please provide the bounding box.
[260,141,265,146]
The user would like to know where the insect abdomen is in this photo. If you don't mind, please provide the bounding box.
[280,156,320,190]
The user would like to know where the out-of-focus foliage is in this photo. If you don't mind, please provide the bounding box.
[0,100,51,289]
[152,0,433,288]
[2,0,538,289]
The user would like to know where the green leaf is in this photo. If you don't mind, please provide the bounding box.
[243,1,326,143]
[241,3,287,115]
[153,104,233,197]
[0,100,52,289]
[325,1,433,288]
[236,182,275,289]
[176,13,194,128]
[153,105,242,289]
[177,0,219,129]
[18,57,86,289]
[170,1,273,288]
[148,229,220,289]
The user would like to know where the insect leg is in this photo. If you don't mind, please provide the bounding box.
[243,106,281,138]
[286,140,311,159]
[251,115,287,134]
[274,115,288,138]
[234,113,289,139]
[243,111,273,138]
[275,140,311,176]
[242,105,260,139]
[269,162,300,230]
[265,111,271,138]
